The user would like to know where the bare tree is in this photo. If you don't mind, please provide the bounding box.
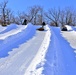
[59,10,65,26]
[6,9,14,24]
[26,6,44,25]
[45,8,60,26]
[0,1,8,25]
[72,13,76,26]
[0,1,14,25]
[64,8,73,25]
[14,11,30,25]
[28,6,40,24]
[16,12,25,24]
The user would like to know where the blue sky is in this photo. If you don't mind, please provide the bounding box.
[0,0,76,13]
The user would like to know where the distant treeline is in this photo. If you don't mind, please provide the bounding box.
[0,1,76,26]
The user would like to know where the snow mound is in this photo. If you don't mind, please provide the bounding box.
[0,25,6,32]
[65,25,73,31]
[0,24,18,34]
[27,23,33,28]
[0,23,36,58]
[0,25,27,40]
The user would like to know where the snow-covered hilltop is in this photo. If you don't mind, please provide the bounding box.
[0,23,76,75]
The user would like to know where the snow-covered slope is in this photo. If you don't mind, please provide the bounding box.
[0,23,36,58]
[0,23,50,75]
[0,24,18,34]
[42,26,76,75]
[0,24,27,40]
[24,25,51,75]
[0,24,76,75]
[0,25,7,32]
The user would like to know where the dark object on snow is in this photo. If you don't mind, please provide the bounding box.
[42,22,46,25]
[42,22,46,28]
[37,27,44,31]
[62,26,67,31]
[22,19,27,25]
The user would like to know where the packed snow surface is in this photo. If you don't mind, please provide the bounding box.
[0,24,76,75]
[0,25,6,32]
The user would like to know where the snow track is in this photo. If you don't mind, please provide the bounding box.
[0,25,49,75]
[42,27,76,75]
[42,27,67,75]
[24,25,51,75]
[0,24,76,75]
[0,24,35,58]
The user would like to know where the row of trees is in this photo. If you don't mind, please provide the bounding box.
[0,1,14,26]
[46,8,76,26]
[0,1,76,26]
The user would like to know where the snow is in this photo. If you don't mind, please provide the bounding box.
[24,25,51,75]
[42,27,67,75]
[62,31,76,53]
[42,26,76,75]
[62,31,76,48]
[0,23,76,75]
[65,25,73,31]
[0,23,50,75]
[0,23,36,58]
[0,24,18,34]
[0,25,7,32]
[0,31,46,75]
[0,25,27,40]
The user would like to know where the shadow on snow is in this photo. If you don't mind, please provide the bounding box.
[42,27,76,75]
[0,25,36,58]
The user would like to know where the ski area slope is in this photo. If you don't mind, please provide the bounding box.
[0,24,51,75]
[0,23,36,58]
[0,24,76,75]
[24,26,51,75]
[0,24,27,40]
[42,26,76,75]
[0,25,7,32]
